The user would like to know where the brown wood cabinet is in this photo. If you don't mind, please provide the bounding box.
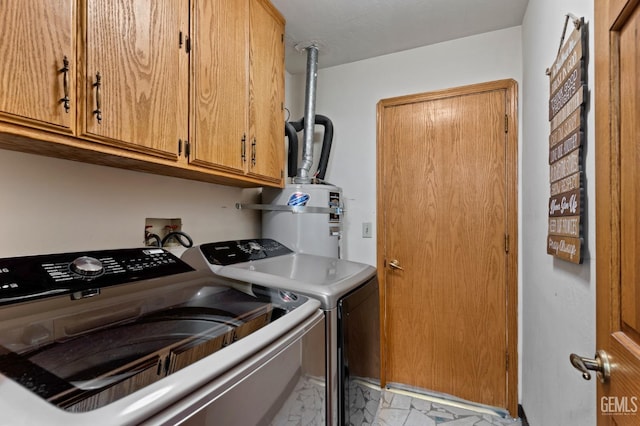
[0,1,76,133]
[190,0,284,184]
[80,0,189,161]
[190,0,249,174]
[247,0,285,184]
[0,0,285,188]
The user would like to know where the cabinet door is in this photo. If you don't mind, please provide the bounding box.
[82,0,188,160]
[0,1,75,132]
[248,0,285,184]
[190,0,248,173]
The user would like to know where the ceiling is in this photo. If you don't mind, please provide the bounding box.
[271,0,529,74]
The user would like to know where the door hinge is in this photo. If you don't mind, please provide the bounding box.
[505,234,510,253]
[504,114,508,133]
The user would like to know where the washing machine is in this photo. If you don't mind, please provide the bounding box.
[182,238,381,426]
[0,247,324,425]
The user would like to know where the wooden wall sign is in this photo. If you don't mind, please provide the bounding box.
[548,235,582,263]
[546,15,587,264]
[549,187,581,217]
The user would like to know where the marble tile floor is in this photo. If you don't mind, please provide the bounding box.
[269,374,523,426]
[372,387,522,426]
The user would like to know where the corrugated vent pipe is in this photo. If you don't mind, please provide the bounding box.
[294,43,319,184]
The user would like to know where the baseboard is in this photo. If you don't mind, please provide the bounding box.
[518,404,530,426]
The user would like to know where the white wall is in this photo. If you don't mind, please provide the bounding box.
[289,26,523,266]
[0,149,261,257]
[521,1,596,425]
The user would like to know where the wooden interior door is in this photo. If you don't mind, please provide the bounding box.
[376,80,518,416]
[595,1,640,424]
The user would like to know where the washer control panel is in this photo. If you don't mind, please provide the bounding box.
[200,239,293,266]
[0,248,194,306]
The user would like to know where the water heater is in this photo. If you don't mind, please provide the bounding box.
[253,43,343,258]
[262,183,342,258]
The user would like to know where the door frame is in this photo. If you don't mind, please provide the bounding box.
[375,79,519,416]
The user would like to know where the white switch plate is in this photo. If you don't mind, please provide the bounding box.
[362,222,373,238]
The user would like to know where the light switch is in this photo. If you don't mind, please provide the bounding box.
[362,222,373,238]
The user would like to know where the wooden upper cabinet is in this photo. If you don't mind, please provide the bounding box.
[190,0,249,173]
[248,0,285,184]
[0,1,75,132]
[0,0,285,187]
[191,0,285,186]
[80,0,189,160]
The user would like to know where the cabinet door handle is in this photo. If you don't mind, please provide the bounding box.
[93,72,102,123]
[251,138,257,166]
[241,134,247,162]
[59,56,70,113]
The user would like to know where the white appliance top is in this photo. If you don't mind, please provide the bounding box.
[182,239,377,309]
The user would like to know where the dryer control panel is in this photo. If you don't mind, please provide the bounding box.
[200,239,292,266]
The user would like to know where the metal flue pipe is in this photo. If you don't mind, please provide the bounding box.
[294,43,319,184]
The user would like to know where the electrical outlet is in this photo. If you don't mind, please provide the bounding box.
[362,222,373,238]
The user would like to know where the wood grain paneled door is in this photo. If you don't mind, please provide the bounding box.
[376,79,518,416]
[595,1,640,424]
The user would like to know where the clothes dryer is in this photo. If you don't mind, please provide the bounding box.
[182,238,380,426]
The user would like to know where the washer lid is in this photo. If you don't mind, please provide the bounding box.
[215,253,376,309]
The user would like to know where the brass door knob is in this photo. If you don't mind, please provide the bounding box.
[389,259,404,270]
[570,350,611,383]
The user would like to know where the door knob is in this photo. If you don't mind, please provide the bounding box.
[389,259,404,270]
[569,350,611,383]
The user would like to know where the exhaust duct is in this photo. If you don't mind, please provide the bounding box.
[294,42,320,184]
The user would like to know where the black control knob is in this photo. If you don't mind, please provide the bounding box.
[70,256,104,278]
